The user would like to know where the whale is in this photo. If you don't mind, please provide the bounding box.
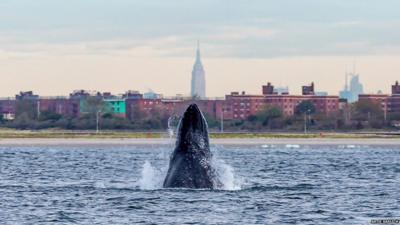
[163,104,220,189]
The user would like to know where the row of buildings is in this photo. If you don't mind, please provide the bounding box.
[2,82,400,122]
[0,82,339,121]
[358,81,400,118]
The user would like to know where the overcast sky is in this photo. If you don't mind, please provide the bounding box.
[1,0,400,97]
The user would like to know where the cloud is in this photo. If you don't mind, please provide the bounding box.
[331,21,363,28]
[208,26,278,41]
[0,0,400,59]
[0,35,188,59]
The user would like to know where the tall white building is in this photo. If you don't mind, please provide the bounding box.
[191,43,206,99]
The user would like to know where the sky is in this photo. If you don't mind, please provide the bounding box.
[0,0,400,97]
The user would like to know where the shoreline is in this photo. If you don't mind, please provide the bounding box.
[1,130,400,145]
[0,137,399,145]
[1,130,400,139]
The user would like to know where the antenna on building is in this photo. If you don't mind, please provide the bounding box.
[352,58,357,75]
[195,40,201,60]
[345,65,349,91]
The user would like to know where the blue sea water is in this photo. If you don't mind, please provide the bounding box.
[0,143,399,224]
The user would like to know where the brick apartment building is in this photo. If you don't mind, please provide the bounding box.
[220,82,339,120]
[0,83,340,122]
[389,81,400,113]
[125,98,220,121]
[0,98,16,120]
[39,97,75,117]
[220,92,266,120]
[358,81,400,117]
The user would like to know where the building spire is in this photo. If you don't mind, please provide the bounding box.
[191,41,206,99]
[196,40,201,63]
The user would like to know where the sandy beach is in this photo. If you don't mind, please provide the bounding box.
[0,138,399,146]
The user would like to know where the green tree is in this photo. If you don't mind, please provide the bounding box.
[11,112,34,129]
[15,100,37,120]
[80,97,110,115]
[352,99,384,128]
[38,111,62,122]
[388,112,400,121]
[246,106,283,129]
[295,100,316,115]
[128,104,147,121]
[203,113,219,129]
[79,97,112,130]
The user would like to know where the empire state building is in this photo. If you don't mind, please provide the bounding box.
[191,43,206,99]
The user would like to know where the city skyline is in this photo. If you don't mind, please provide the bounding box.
[0,55,399,98]
[1,1,400,97]
[0,60,399,99]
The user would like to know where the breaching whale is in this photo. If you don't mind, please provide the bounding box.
[163,104,220,189]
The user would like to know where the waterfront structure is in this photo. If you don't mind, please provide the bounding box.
[191,42,206,99]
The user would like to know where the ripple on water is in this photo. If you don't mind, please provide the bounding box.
[0,144,399,224]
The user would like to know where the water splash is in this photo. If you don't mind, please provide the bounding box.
[138,161,163,190]
[285,144,300,149]
[138,156,241,191]
[167,115,180,139]
[213,159,242,190]
[138,118,241,190]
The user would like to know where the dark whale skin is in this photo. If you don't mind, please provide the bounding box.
[163,104,219,189]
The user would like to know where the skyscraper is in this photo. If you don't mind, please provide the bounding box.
[339,72,364,103]
[191,42,206,99]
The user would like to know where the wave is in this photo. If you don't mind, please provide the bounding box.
[245,183,315,192]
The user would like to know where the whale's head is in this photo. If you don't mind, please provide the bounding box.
[163,103,219,188]
[175,104,210,154]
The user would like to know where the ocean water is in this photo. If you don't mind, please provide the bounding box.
[0,143,399,224]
